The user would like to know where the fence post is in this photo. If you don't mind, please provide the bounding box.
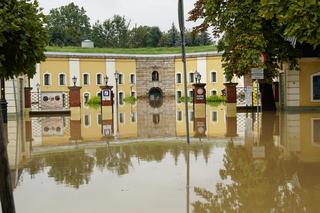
[68,86,82,121]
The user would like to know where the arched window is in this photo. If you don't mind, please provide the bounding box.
[153,114,160,124]
[84,93,90,105]
[59,74,65,86]
[96,74,102,85]
[83,73,89,85]
[119,92,124,105]
[152,71,159,81]
[44,73,50,86]
[312,73,320,101]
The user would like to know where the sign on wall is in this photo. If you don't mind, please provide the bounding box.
[41,92,64,110]
[251,68,264,80]
[102,89,111,101]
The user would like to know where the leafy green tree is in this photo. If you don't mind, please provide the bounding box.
[0,0,47,79]
[129,25,150,48]
[188,0,311,110]
[91,21,106,48]
[48,3,91,46]
[167,23,181,47]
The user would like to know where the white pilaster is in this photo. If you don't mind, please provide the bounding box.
[69,58,80,86]
[197,57,207,83]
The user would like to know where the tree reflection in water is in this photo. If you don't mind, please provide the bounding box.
[24,143,212,188]
[192,112,320,212]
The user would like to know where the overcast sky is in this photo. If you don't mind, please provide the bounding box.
[37,0,200,31]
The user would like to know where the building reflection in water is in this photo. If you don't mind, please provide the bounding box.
[5,97,320,212]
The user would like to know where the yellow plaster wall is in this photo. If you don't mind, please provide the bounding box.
[299,58,320,107]
[175,58,198,95]
[115,59,137,100]
[206,56,225,96]
[40,58,69,92]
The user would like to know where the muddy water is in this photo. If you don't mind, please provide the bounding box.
[5,99,320,212]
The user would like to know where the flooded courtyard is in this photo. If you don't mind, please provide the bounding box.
[4,98,320,213]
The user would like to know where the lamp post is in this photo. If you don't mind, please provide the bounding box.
[104,76,109,86]
[178,0,190,144]
[114,72,119,138]
[195,71,201,84]
[36,83,40,110]
[72,76,77,87]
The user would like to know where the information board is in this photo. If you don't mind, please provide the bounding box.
[251,68,264,80]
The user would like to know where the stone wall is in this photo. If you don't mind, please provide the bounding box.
[136,58,175,98]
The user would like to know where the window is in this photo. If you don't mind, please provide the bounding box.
[312,73,320,101]
[97,74,102,85]
[177,91,182,103]
[189,73,195,83]
[189,90,194,100]
[44,74,50,86]
[84,93,90,105]
[119,92,124,105]
[176,73,182,83]
[211,72,217,82]
[97,114,102,125]
[131,112,136,122]
[152,71,159,81]
[212,111,218,122]
[312,119,320,145]
[153,114,160,124]
[211,90,217,96]
[97,91,102,98]
[59,74,65,86]
[130,74,135,84]
[118,74,124,84]
[177,111,182,121]
[119,113,124,123]
[83,74,89,85]
[84,115,90,127]
[131,91,136,97]
[190,111,194,121]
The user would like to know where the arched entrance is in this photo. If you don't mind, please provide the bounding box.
[148,87,163,108]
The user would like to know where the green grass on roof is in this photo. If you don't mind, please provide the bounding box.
[46,45,217,54]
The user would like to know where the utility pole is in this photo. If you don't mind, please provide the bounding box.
[178,0,190,144]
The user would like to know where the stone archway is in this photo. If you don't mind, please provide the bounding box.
[148,87,163,108]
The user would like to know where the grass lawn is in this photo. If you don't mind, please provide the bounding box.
[46,45,218,54]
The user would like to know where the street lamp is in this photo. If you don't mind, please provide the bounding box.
[72,76,77,87]
[195,71,201,84]
[36,83,40,110]
[114,72,119,138]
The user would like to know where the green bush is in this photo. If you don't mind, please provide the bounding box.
[87,96,101,109]
[124,96,137,104]
[179,96,192,103]
[206,95,226,106]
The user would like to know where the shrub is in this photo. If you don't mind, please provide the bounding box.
[87,96,101,109]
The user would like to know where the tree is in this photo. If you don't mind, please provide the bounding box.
[146,27,162,47]
[48,3,91,46]
[129,26,162,48]
[0,1,48,212]
[167,23,181,47]
[188,0,319,110]
[91,21,106,48]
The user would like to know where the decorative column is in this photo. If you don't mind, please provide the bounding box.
[224,83,238,117]
[24,87,32,115]
[273,82,279,109]
[69,120,82,142]
[193,83,206,138]
[100,85,114,138]
[68,86,82,120]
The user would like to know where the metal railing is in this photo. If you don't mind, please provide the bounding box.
[31,92,69,111]
[236,87,260,107]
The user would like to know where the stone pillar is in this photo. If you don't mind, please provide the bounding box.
[100,85,114,138]
[273,82,279,109]
[225,116,238,138]
[24,87,32,115]
[193,83,207,138]
[68,86,82,120]
[224,83,238,117]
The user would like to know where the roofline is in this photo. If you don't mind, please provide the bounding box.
[45,51,223,59]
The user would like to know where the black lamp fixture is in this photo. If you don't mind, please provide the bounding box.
[104,75,109,86]
[72,76,77,86]
[114,72,119,81]
[195,71,201,84]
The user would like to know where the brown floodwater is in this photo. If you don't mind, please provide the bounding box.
[4,99,320,212]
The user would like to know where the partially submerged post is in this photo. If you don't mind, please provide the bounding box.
[100,76,114,138]
[69,76,82,142]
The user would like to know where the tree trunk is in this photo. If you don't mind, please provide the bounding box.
[259,82,276,111]
[0,104,16,213]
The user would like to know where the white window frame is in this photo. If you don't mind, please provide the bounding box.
[211,71,217,83]
[176,72,182,84]
[129,73,136,84]
[43,72,51,86]
[211,111,218,123]
[131,112,137,123]
[210,89,217,96]
[119,112,125,124]
[176,91,182,103]
[83,73,90,86]
[311,118,320,147]
[118,91,125,106]
[96,73,103,85]
[189,72,195,83]
[131,91,136,98]
[118,73,124,85]
[58,73,66,86]
[83,114,91,128]
[177,111,182,121]
[97,114,102,126]
[311,72,320,102]
[83,92,90,107]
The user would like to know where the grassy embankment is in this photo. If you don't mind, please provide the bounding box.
[46,45,217,54]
